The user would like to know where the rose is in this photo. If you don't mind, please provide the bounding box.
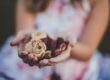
[10,30,70,67]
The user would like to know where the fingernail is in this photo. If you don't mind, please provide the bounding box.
[10,42,15,46]
[23,51,28,56]
[28,53,34,59]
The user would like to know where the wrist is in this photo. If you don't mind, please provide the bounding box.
[70,42,92,61]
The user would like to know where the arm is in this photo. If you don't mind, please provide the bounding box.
[16,0,36,33]
[40,0,109,65]
[10,0,39,66]
[38,0,109,65]
[71,0,109,61]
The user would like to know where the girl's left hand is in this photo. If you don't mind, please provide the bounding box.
[39,45,72,67]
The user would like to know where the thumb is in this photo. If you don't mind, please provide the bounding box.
[49,46,71,63]
[10,29,33,46]
[10,32,25,46]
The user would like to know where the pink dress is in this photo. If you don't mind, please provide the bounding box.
[0,0,99,80]
[35,0,93,80]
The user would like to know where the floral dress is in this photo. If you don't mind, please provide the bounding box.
[0,0,101,80]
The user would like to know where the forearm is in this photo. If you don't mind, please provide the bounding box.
[71,0,109,61]
[16,0,36,33]
[71,42,92,61]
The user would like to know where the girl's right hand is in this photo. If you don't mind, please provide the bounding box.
[10,29,40,66]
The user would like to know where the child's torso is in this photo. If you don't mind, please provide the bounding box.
[35,0,92,79]
[35,0,91,44]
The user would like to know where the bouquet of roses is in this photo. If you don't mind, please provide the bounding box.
[25,31,69,61]
[10,29,73,67]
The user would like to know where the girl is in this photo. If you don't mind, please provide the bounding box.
[1,0,109,80]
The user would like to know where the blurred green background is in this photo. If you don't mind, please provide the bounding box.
[0,0,110,53]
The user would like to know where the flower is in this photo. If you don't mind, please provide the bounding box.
[25,31,69,59]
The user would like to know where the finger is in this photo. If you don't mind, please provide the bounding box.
[10,33,25,46]
[22,34,32,44]
[68,37,77,47]
[28,53,39,66]
[18,51,28,58]
[39,59,51,68]
[49,46,71,63]
[23,57,29,64]
[28,53,35,66]
[40,59,49,65]
[33,57,39,64]
[28,53,34,60]
[22,52,31,63]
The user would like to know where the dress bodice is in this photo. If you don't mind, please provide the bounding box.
[35,0,91,44]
